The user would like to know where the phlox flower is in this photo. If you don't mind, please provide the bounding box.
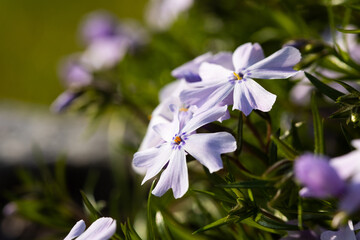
[321,221,360,240]
[294,144,360,214]
[294,154,346,198]
[64,217,116,240]
[59,57,92,88]
[180,43,301,115]
[133,105,236,198]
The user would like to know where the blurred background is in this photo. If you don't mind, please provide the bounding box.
[1,0,360,239]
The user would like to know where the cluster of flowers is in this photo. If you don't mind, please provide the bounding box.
[133,42,301,198]
[52,11,147,113]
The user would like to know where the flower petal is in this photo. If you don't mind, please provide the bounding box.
[152,149,188,198]
[295,153,345,198]
[199,62,233,84]
[184,132,236,173]
[133,146,162,168]
[233,82,253,116]
[182,105,228,134]
[233,79,277,115]
[153,111,180,142]
[247,46,301,79]
[331,150,360,180]
[75,217,116,240]
[179,82,223,107]
[141,143,172,184]
[64,220,86,240]
[232,43,264,72]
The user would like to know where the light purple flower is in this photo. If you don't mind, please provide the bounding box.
[171,52,233,83]
[145,0,194,31]
[51,91,83,113]
[81,37,128,70]
[64,217,116,240]
[59,57,92,88]
[133,105,236,198]
[180,43,301,115]
[321,221,360,240]
[294,153,346,198]
[80,11,118,45]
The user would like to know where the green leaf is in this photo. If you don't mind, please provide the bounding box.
[192,189,237,204]
[270,135,298,160]
[305,72,344,101]
[269,129,280,164]
[340,123,354,148]
[120,219,141,240]
[147,179,157,240]
[256,215,299,231]
[311,94,325,155]
[193,216,239,234]
[80,191,101,219]
[216,180,273,188]
[334,80,360,96]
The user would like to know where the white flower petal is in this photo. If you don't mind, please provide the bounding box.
[184,132,236,173]
[64,220,86,240]
[142,143,172,184]
[247,46,301,79]
[232,42,264,72]
[133,146,162,168]
[199,62,233,84]
[152,149,188,198]
[179,82,223,107]
[182,105,228,134]
[233,82,253,116]
[233,79,276,115]
[153,112,180,142]
[76,217,116,240]
[331,151,360,180]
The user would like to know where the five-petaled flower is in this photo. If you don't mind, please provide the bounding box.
[180,43,301,115]
[133,105,236,198]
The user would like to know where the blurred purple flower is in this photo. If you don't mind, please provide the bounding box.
[133,105,236,198]
[81,37,128,70]
[51,91,83,113]
[64,217,116,240]
[321,220,360,240]
[145,0,194,30]
[59,57,92,88]
[294,153,346,198]
[79,11,148,70]
[80,11,118,45]
[180,43,301,115]
[171,52,233,83]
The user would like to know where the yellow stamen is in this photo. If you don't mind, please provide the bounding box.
[233,72,242,80]
[174,136,182,144]
[179,107,188,112]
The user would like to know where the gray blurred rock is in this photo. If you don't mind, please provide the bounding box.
[0,101,111,166]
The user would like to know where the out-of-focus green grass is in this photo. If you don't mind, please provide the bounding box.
[0,0,146,105]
